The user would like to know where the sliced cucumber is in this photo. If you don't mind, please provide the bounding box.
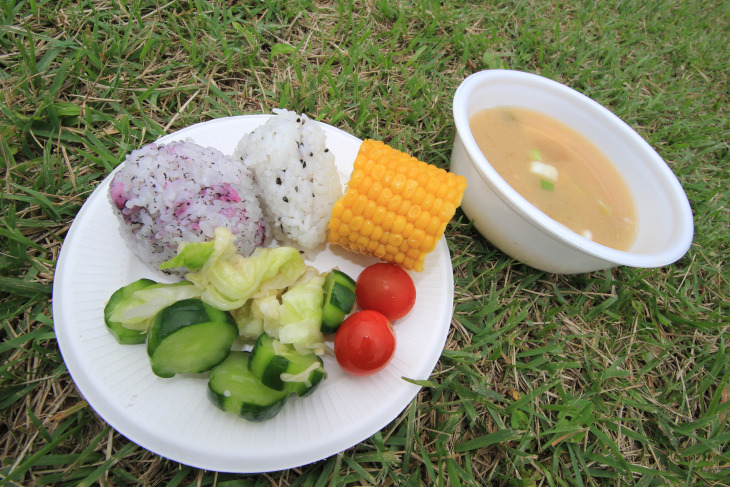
[146,298,237,378]
[208,351,289,422]
[104,278,157,344]
[250,333,326,397]
[320,269,356,334]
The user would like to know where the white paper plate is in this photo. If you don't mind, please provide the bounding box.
[52,115,454,473]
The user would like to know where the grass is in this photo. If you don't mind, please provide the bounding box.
[1,0,728,485]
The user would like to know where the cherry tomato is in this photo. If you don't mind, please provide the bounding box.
[334,310,396,376]
[355,263,416,321]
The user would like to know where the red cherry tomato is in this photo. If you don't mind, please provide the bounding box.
[334,310,396,376]
[355,263,416,321]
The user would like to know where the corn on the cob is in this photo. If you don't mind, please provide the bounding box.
[328,140,467,271]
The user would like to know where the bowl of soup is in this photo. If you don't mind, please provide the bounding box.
[450,69,694,274]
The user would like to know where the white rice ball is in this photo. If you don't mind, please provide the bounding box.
[109,140,269,273]
[233,109,343,249]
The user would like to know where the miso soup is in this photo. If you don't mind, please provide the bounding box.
[469,106,637,251]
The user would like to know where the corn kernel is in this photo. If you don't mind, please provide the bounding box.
[403,179,418,198]
[408,228,425,248]
[350,215,364,232]
[414,210,431,230]
[361,219,375,237]
[382,211,396,231]
[371,226,384,242]
[372,206,387,224]
[387,194,402,212]
[359,175,374,195]
[426,215,442,235]
[376,187,393,207]
[421,193,434,210]
[407,205,421,221]
[367,181,383,201]
[353,193,368,216]
[402,222,414,239]
[388,233,404,247]
[363,200,377,218]
[440,201,456,221]
[412,186,426,206]
[357,235,369,248]
[391,173,407,193]
[372,163,386,181]
[392,215,407,234]
[422,234,436,252]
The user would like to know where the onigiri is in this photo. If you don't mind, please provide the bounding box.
[233,109,343,249]
[109,140,269,274]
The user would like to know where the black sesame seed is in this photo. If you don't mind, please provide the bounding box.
[283,196,289,203]
[309,152,313,157]
[276,177,282,185]
[295,186,299,192]
[324,148,329,152]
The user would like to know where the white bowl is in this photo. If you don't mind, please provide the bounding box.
[450,70,694,274]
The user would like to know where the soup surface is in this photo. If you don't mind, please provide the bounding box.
[469,106,637,251]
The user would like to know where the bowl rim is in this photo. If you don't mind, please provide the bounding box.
[452,69,694,268]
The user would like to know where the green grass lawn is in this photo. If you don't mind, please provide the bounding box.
[1,0,728,485]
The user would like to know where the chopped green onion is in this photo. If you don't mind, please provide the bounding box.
[540,179,554,191]
[529,149,542,161]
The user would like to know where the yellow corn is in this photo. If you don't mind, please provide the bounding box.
[328,140,467,271]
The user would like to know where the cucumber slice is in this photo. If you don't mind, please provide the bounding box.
[208,351,289,422]
[321,269,356,334]
[250,333,326,397]
[104,278,157,344]
[146,298,238,378]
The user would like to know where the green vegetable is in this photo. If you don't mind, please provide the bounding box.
[266,268,326,355]
[107,279,201,323]
[321,269,357,334]
[104,278,157,344]
[160,240,215,271]
[169,227,307,311]
[250,333,326,397]
[540,179,555,191]
[208,351,289,421]
[104,279,202,344]
[146,298,238,378]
